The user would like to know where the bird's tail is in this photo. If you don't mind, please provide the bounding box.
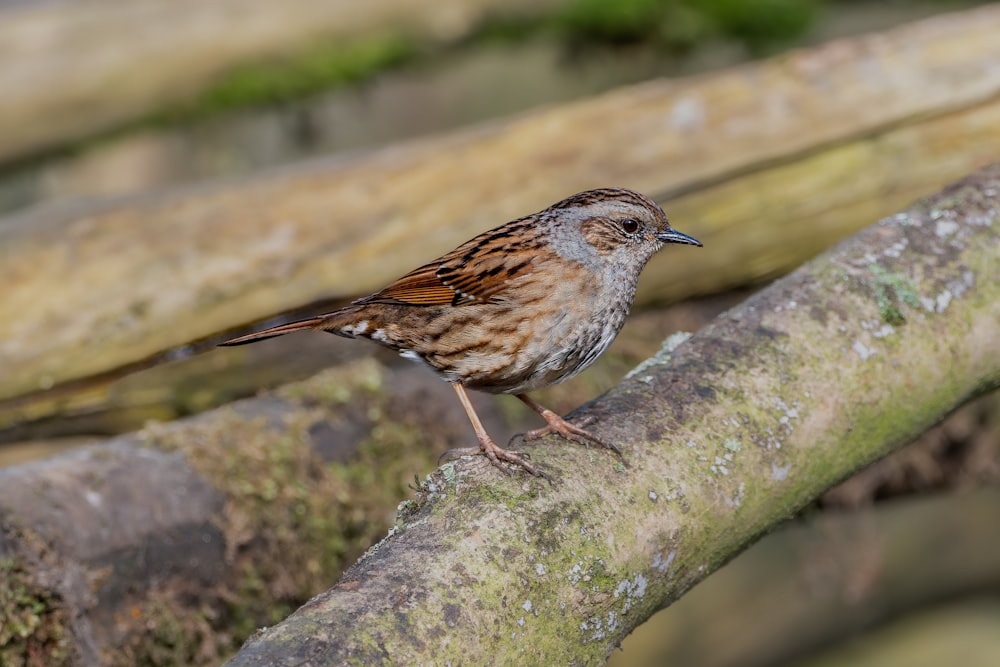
[218,315,327,347]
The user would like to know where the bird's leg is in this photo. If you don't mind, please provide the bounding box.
[440,384,550,479]
[517,393,625,461]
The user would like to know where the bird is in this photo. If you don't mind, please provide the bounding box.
[219,188,701,479]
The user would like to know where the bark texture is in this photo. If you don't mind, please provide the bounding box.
[0,360,499,666]
[221,165,1000,664]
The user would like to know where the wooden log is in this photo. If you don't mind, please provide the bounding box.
[2,6,1000,410]
[220,162,1000,663]
[0,0,563,163]
[0,358,511,665]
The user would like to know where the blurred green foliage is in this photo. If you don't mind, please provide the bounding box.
[167,0,981,120]
[179,0,819,117]
[201,36,414,111]
[0,557,69,666]
[160,34,416,120]
[512,0,818,53]
[704,0,818,51]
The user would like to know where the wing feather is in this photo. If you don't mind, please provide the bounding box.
[356,263,456,305]
[355,221,539,307]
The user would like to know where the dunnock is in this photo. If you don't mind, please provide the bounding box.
[220,188,701,478]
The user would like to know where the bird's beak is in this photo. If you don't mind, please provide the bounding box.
[657,227,702,247]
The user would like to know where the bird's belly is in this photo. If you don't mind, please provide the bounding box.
[443,302,624,395]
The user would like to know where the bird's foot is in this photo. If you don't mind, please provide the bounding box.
[439,440,551,481]
[522,408,627,464]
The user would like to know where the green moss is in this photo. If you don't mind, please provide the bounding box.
[113,584,249,667]
[163,34,416,120]
[428,470,537,514]
[462,0,819,57]
[134,359,441,662]
[276,358,384,406]
[552,0,815,53]
[0,556,71,667]
[145,413,354,649]
[868,264,921,325]
[558,0,684,45]
[698,0,816,52]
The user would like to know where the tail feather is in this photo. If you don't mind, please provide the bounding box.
[218,315,327,346]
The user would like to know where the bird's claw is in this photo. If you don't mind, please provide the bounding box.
[439,444,550,481]
[523,415,628,465]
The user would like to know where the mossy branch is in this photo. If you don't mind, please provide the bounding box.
[224,165,1000,665]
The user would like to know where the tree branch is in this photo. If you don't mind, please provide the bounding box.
[224,165,1000,664]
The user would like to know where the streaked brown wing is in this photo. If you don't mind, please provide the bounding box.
[356,221,538,307]
[354,261,456,306]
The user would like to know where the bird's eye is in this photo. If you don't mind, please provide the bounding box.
[621,218,639,234]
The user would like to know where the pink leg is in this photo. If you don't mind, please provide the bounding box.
[441,384,550,479]
[516,394,624,460]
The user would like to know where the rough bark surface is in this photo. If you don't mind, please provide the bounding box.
[223,164,1000,665]
[3,6,1000,409]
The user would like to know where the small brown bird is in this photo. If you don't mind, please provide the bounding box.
[220,188,701,478]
